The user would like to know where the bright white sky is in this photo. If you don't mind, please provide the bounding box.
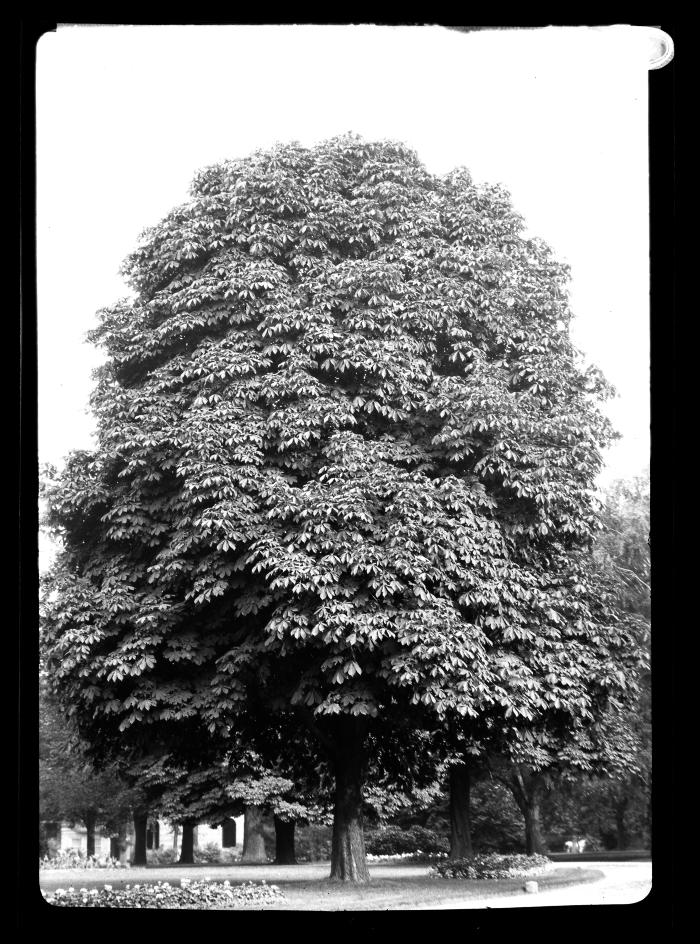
[37,24,654,563]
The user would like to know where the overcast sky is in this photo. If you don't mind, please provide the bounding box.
[37,24,656,530]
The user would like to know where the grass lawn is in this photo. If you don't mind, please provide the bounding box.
[39,861,603,910]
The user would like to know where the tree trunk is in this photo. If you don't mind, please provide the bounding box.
[84,810,97,858]
[615,797,629,850]
[449,763,473,859]
[329,716,370,883]
[274,816,297,864]
[179,821,196,864]
[509,769,546,855]
[241,806,268,863]
[117,820,130,864]
[132,810,148,866]
[172,823,179,852]
[523,796,545,855]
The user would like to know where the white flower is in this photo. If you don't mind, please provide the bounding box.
[103,885,112,891]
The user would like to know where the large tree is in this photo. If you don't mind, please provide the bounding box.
[41,135,637,882]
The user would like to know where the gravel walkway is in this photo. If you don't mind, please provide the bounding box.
[423,860,652,909]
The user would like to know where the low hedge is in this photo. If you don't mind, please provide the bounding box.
[432,853,551,880]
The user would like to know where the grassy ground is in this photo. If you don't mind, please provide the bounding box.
[39,861,604,910]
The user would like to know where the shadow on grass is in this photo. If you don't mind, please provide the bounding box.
[252,867,604,910]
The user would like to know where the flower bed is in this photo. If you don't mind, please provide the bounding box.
[431,853,552,880]
[42,879,285,909]
[40,850,129,871]
[367,851,449,864]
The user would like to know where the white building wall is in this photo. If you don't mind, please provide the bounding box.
[157,817,244,851]
[58,824,111,857]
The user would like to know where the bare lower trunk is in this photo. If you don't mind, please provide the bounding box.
[242,806,268,863]
[274,816,296,864]
[132,810,148,866]
[523,799,545,855]
[117,820,129,863]
[179,821,196,864]
[449,764,473,859]
[85,810,97,858]
[330,716,370,883]
[172,824,179,852]
[509,769,547,855]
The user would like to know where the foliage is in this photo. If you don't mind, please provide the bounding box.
[470,779,525,853]
[536,473,651,850]
[432,853,551,880]
[294,824,332,862]
[594,474,650,624]
[194,842,241,864]
[41,134,628,737]
[146,846,178,865]
[364,825,448,856]
[42,879,285,908]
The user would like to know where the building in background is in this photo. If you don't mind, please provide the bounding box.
[41,815,244,861]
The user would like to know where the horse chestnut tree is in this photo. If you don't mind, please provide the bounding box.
[42,135,637,882]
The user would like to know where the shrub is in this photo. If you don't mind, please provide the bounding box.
[432,853,551,880]
[42,879,285,908]
[194,842,223,864]
[146,846,178,865]
[365,825,449,857]
[470,781,526,853]
[294,825,332,862]
[218,848,241,864]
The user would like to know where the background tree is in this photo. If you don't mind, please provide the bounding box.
[538,473,651,851]
[41,135,638,883]
[39,683,137,857]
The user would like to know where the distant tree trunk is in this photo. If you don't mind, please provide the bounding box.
[172,823,179,852]
[116,820,130,863]
[132,810,148,865]
[449,763,473,859]
[274,816,297,864]
[84,811,97,857]
[179,821,196,864]
[614,797,629,850]
[329,716,370,883]
[241,806,267,863]
[508,768,547,855]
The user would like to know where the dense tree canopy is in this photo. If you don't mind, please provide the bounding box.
[41,135,639,881]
